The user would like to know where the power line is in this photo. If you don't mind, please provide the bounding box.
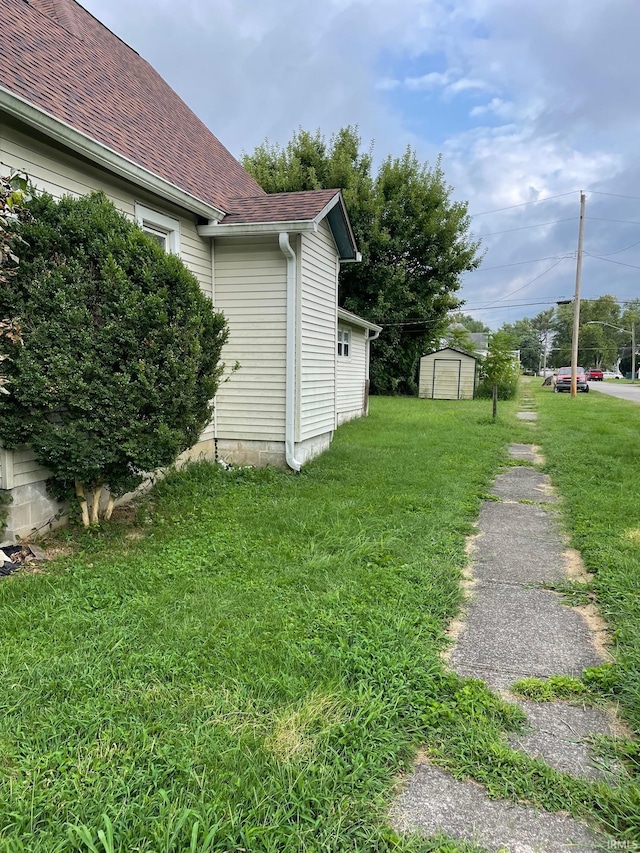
[588,190,640,203]
[473,254,573,271]
[587,216,640,226]
[470,191,578,218]
[475,258,568,309]
[475,217,578,238]
[588,238,640,257]
[585,254,640,271]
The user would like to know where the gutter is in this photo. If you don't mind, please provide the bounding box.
[279,232,302,472]
[0,86,225,223]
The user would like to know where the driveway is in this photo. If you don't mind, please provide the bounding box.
[589,380,640,403]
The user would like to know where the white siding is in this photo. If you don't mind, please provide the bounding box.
[299,221,338,441]
[0,119,212,295]
[213,237,287,441]
[336,323,367,423]
[419,349,477,400]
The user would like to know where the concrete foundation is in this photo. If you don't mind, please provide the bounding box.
[216,431,333,468]
[1,480,67,544]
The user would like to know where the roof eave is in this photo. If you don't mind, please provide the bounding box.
[198,220,319,237]
[0,86,226,222]
[337,308,382,334]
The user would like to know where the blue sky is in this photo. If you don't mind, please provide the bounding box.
[80,0,640,329]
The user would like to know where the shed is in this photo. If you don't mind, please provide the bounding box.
[419,347,477,400]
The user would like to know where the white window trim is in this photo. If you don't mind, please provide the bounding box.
[337,326,351,359]
[135,203,181,255]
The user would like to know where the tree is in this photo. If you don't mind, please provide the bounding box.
[0,191,228,525]
[500,317,542,373]
[550,295,622,369]
[451,313,489,333]
[477,331,519,417]
[243,128,482,395]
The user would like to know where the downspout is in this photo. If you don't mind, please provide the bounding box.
[364,327,381,416]
[279,232,302,472]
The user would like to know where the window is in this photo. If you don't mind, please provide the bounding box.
[337,326,351,358]
[135,204,181,255]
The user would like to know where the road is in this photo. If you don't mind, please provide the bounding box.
[588,381,640,403]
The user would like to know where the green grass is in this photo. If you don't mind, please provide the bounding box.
[0,397,520,852]
[533,381,640,733]
[0,392,637,851]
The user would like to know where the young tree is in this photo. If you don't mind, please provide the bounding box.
[477,331,519,418]
[243,129,482,395]
[0,191,228,524]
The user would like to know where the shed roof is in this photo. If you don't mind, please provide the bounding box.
[423,347,478,360]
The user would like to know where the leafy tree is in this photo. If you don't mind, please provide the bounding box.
[0,173,28,395]
[500,317,542,373]
[476,331,519,417]
[451,313,489,333]
[243,128,481,395]
[443,324,479,354]
[619,300,640,376]
[550,295,622,369]
[0,191,228,525]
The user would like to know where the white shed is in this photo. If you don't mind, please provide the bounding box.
[419,347,478,400]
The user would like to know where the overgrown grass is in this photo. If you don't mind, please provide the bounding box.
[0,397,520,852]
[0,393,637,850]
[533,382,640,735]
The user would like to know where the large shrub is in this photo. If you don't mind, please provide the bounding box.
[0,191,228,523]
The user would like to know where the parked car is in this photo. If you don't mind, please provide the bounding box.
[603,371,623,379]
[586,368,604,381]
[554,366,589,393]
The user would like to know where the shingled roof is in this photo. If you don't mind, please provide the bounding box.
[1,0,265,212]
[222,190,342,225]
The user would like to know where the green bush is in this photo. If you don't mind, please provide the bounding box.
[0,191,228,523]
[475,375,519,400]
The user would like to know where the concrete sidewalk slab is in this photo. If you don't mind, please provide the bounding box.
[507,699,626,783]
[491,468,557,502]
[449,582,602,689]
[391,449,612,851]
[391,763,604,853]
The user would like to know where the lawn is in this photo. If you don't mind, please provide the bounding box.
[0,392,637,851]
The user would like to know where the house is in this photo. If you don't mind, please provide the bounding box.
[0,0,381,540]
[418,347,478,400]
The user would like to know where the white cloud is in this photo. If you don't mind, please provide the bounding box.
[76,0,640,326]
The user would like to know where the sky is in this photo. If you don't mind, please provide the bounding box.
[80,0,640,330]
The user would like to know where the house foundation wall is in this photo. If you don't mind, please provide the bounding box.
[336,407,364,427]
[1,481,67,544]
[216,431,333,469]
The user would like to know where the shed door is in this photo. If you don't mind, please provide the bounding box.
[432,358,462,400]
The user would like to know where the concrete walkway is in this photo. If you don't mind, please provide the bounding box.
[391,434,622,852]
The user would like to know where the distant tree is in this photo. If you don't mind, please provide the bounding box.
[550,295,621,369]
[443,324,478,353]
[243,128,482,395]
[619,300,639,376]
[500,317,542,373]
[452,313,489,333]
[0,191,228,525]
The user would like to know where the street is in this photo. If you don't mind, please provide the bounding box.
[588,381,640,403]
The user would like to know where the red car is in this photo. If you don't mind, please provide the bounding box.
[586,368,604,381]
[554,367,589,392]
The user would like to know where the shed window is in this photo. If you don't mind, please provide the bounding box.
[337,327,351,358]
[135,204,181,255]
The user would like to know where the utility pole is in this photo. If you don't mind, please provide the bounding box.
[570,191,586,397]
[632,323,636,384]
